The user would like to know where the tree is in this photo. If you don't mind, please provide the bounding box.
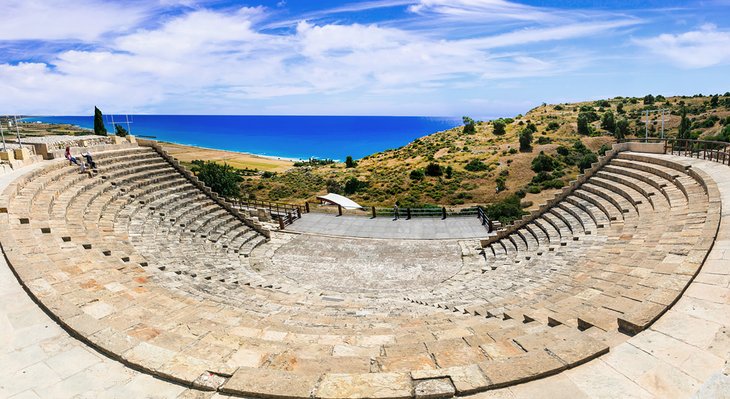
[444,165,453,179]
[493,119,506,135]
[678,108,691,140]
[409,169,424,181]
[578,153,598,173]
[577,113,593,136]
[531,151,556,173]
[462,116,476,135]
[601,110,616,133]
[643,94,655,105]
[191,161,242,198]
[616,118,629,140]
[518,128,533,152]
[344,177,367,194]
[94,106,107,136]
[114,124,128,137]
[345,155,356,168]
[484,194,527,224]
[616,102,625,114]
[424,162,443,177]
[464,159,488,171]
[710,95,719,107]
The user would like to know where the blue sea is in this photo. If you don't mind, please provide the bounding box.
[23,115,462,161]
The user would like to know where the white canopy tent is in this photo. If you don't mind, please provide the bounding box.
[316,193,364,210]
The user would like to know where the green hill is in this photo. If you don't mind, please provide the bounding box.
[230,93,730,209]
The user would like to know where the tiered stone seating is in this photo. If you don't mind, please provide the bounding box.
[0,146,720,398]
[404,152,719,337]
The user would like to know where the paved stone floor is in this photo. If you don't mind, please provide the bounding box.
[288,212,493,239]
[269,235,466,293]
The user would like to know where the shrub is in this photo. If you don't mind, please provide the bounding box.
[577,113,593,136]
[509,148,518,154]
[546,121,560,131]
[643,94,655,105]
[191,160,242,198]
[493,120,507,135]
[531,151,556,173]
[409,169,425,180]
[496,176,507,192]
[556,146,570,156]
[601,110,616,133]
[519,128,533,152]
[537,136,552,145]
[344,177,367,194]
[554,105,564,111]
[345,155,356,168]
[445,165,453,178]
[616,118,629,140]
[578,153,598,172]
[527,185,542,194]
[464,159,488,171]
[462,116,476,135]
[114,124,128,137]
[483,194,527,224]
[543,179,565,189]
[425,162,443,177]
[326,179,343,194]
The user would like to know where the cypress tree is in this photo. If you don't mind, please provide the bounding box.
[94,106,107,136]
[678,108,691,140]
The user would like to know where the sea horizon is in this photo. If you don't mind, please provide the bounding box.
[20,114,483,161]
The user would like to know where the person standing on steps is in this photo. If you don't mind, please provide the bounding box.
[393,201,400,221]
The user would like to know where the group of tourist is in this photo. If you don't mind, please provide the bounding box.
[64,146,97,173]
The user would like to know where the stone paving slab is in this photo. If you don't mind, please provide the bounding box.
[288,212,493,239]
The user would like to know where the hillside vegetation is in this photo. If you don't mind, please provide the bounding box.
[236,93,730,209]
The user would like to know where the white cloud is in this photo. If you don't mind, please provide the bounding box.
[408,0,563,24]
[0,0,149,41]
[635,25,730,68]
[0,1,659,115]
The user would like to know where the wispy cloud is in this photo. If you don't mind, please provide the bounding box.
[634,24,730,68]
[0,0,150,41]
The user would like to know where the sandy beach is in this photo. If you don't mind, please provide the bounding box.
[158,142,295,172]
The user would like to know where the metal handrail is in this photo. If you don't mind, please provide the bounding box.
[477,206,493,232]
[621,138,730,165]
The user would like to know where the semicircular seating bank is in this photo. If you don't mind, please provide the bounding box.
[0,142,721,398]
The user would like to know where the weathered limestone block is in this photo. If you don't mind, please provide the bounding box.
[0,149,14,161]
[317,372,413,399]
[13,147,31,160]
[220,367,320,398]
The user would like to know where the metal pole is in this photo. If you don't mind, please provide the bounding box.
[661,110,665,139]
[13,116,22,146]
[0,118,6,151]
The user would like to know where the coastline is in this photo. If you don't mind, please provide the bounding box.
[155,140,306,163]
[156,141,295,173]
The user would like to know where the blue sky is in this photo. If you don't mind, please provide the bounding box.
[0,0,728,117]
